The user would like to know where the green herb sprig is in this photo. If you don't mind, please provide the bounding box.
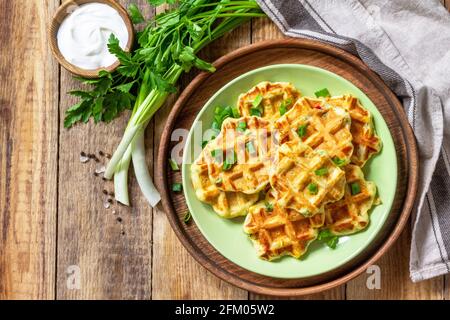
[65,0,264,130]
[318,229,339,249]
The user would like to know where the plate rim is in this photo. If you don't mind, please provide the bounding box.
[181,62,398,279]
[156,38,418,296]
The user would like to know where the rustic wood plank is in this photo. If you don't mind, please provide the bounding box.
[249,17,346,300]
[346,228,443,299]
[0,0,59,299]
[445,275,449,300]
[151,6,250,299]
[56,0,154,299]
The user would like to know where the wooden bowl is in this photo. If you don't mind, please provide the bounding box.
[49,0,134,78]
[156,39,419,296]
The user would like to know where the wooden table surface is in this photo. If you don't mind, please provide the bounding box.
[0,0,449,300]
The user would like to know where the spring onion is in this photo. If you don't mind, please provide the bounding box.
[66,0,265,207]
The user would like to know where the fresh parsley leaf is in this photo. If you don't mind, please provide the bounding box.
[147,0,167,6]
[128,4,145,24]
[115,82,135,93]
[107,34,132,64]
[69,90,93,99]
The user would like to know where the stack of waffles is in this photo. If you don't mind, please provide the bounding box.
[191,81,381,260]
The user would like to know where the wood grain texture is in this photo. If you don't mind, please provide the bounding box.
[0,0,59,300]
[150,4,249,300]
[0,1,447,300]
[56,0,154,300]
[156,39,418,296]
[346,228,443,300]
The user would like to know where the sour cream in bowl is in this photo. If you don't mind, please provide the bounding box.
[50,0,134,78]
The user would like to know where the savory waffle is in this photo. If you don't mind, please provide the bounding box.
[326,95,381,166]
[270,138,346,216]
[237,81,301,121]
[204,116,278,194]
[324,164,377,235]
[243,200,324,260]
[191,151,258,218]
[275,97,354,165]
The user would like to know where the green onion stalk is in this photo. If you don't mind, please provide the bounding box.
[103,0,265,206]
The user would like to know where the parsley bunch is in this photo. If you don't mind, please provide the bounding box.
[65,0,263,128]
[65,0,264,206]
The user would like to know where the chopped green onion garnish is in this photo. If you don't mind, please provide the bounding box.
[246,141,256,155]
[232,106,241,118]
[169,159,180,171]
[315,167,328,176]
[279,102,287,116]
[172,183,183,192]
[237,121,247,132]
[223,150,237,171]
[253,94,263,108]
[202,141,208,149]
[307,183,318,195]
[223,106,233,117]
[351,182,361,195]
[215,177,223,185]
[332,157,346,167]
[212,121,221,131]
[297,124,308,138]
[212,106,237,129]
[326,236,338,249]
[265,202,274,212]
[318,229,333,240]
[183,211,191,224]
[250,107,263,117]
[315,88,331,98]
[211,149,221,158]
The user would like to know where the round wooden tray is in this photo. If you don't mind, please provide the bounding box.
[156,39,418,296]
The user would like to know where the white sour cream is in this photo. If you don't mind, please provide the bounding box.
[57,3,129,70]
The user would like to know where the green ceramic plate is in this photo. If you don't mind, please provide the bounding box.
[182,64,397,279]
